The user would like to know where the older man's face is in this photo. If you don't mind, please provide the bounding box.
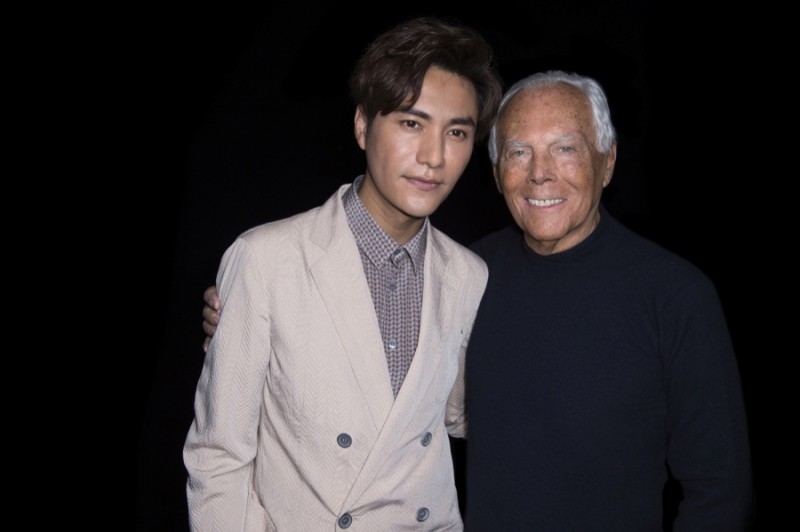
[494,83,616,255]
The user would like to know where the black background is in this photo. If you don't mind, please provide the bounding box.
[136,2,765,529]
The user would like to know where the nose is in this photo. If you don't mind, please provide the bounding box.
[417,133,445,169]
[527,153,554,184]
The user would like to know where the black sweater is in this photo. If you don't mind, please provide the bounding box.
[463,211,753,531]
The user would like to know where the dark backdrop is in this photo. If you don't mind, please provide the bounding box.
[136,3,762,529]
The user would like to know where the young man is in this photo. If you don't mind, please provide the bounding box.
[183,17,502,530]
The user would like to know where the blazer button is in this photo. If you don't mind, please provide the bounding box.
[416,507,430,522]
[421,432,432,446]
[337,433,352,448]
[338,513,353,528]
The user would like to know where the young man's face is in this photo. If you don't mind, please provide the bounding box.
[355,65,478,243]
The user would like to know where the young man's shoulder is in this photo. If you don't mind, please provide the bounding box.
[429,224,489,279]
[237,184,348,246]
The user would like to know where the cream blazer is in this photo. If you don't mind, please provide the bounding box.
[184,183,488,531]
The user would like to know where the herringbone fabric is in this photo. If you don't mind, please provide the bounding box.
[184,183,487,530]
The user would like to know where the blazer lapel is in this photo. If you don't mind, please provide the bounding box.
[393,231,458,427]
[342,229,462,505]
[308,187,395,431]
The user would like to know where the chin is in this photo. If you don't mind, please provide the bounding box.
[407,209,437,220]
[404,200,444,219]
[524,224,566,242]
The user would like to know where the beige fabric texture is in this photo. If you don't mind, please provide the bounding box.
[184,184,487,531]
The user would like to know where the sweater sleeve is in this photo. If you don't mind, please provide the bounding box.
[661,276,754,531]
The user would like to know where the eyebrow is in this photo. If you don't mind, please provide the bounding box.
[503,134,583,149]
[502,140,531,150]
[402,107,476,128]
[552,133,579,143]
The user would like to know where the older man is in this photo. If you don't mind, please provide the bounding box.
[463,70,753,530]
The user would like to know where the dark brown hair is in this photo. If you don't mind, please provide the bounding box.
[349,16,503,142]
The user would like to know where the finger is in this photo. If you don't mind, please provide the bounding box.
[202,320,217,337]
[202,305,221,325]
[203,285,221,310]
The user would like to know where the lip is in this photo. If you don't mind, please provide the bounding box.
[406,176,441,191]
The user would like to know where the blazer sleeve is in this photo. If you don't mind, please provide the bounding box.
[444,328,470,439]
[183,237,271,530]
[444,250,488,439]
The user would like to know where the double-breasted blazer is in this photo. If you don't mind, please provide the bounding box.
[184,182,488,531]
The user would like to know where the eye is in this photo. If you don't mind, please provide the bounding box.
[448,129,468,139]
[401,120,421,129]
[504,147,532,160]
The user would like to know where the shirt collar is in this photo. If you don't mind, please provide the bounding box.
[343,175,428,275]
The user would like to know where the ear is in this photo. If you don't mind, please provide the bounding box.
[354,106,367,150]
[602,142,618,188]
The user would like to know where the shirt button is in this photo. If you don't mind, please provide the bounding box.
[416,507,430,522]
[337,433,352,448]
[421,432,432,446]
[388,340,397,350]
[391,248,405,265]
